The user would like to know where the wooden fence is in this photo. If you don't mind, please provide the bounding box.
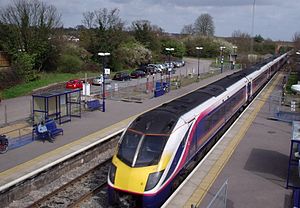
[0,52,10,67]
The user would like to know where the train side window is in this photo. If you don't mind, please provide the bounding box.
[182,124,192,148]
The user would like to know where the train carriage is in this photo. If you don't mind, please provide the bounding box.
[108,53,288,207]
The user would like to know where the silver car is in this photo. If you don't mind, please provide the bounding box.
[92,74,112,85]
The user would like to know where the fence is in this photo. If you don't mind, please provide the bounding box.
[0,51,10,67]
[268,91,300,122]
[0,100,32,126]
[191,180,228,208]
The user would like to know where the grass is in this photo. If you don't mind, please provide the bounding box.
[2,71,99,99]
[285,73,298,95]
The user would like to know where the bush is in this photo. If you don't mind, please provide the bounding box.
[0,68,21,90]
[12,52,38,82]
[115,41,152,69]
[58,54,83,73]
[81,62,101,72]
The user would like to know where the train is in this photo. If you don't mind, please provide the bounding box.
[107,53,288,207]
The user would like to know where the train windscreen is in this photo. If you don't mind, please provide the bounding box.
[117,129,168,167]
[117,130,142,166]
[135,135,167,167]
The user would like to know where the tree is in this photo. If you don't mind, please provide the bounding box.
[161,39,186,58]
[232,30,251,39]
[231,30,251,53]
[293,32,300,50]
[81,8,129,70]
[181,24,194,35]
[0,0,62,76]
[116,40,152,68]
[254,34,264,43]
[130,20,161,52]
[194,13,215,36]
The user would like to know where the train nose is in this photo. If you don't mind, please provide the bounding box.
[115,166,150,193]
[113,157,159,193]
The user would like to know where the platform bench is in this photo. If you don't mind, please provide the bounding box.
[33,119,63,140]
[294,188,300,208]
[45,120,63,137]
[154,89,165,97]
[87,100,102,111]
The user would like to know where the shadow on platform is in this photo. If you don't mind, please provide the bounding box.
[244,148,289,184]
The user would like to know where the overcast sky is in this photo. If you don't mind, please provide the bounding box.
[0,0,298,41]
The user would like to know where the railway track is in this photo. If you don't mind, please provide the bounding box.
[27,159,111,208]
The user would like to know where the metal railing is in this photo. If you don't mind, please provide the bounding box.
[191,180,228,208]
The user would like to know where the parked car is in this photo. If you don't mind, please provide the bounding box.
[130,70,146,79]
[139,65,156,75]
[173,60,185,68]
[164,62,174,69]
[148,64,163,73]
[65,79,83,89]
[92,74,112,85]
[112,72,131,81]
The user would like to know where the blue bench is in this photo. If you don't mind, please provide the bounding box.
[87,100,102,111]
[294,188,300,208]
[154,89,165,97]
[34,120,63,140]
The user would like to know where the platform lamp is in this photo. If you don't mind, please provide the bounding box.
[196,46,203,80]
[165,47,174,91]
[220,46,226,73]
[98,52,110,112]
[232,46,237,70]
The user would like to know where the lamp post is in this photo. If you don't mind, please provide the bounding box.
[250,0,256,54]
[165,47,174,92]
[196,46,203,80]
[232,46,237,70]
[98,52,110,112]
[220,46,226,73]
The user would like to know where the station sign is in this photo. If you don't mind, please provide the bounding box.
[104,68,110,75]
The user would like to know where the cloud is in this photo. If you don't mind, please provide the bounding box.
[0,0,299,40]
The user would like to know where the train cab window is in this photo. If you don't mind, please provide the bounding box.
[135,135,168,167]
[117,130,143,166]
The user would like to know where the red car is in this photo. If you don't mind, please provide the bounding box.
[65,79,83,89]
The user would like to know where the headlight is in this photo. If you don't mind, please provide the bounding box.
[145,170,164,191]
[109,163,117,184]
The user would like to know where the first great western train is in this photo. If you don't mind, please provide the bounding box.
[107,53,288,207]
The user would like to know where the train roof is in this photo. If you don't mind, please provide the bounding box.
[129,56,278,134]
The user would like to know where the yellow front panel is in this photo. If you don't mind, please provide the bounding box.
[112,153,171,193]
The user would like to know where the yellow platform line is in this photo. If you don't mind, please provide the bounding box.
[184,74,282,208]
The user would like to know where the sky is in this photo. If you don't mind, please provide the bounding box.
[0,0,299,41]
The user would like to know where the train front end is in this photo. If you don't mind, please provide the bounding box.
[108,110,178,207]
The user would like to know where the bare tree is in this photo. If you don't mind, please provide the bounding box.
[231,30,251,53]
[94,8,124,31]
[82,11,95,29]
[293,32,300,50]
[232,30,251,39]
[181,24,194,35]
[194,13,215,36]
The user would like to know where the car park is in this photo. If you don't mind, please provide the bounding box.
[164,62,174,69]
[112,72,131,81]
[130,70,146,79]
[92,74,112,85]
[148,64,163,73]
[65,79,83,89]
[140,66,156,75]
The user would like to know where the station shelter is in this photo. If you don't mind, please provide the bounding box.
[287,121,300,206]
[32,89,81,125]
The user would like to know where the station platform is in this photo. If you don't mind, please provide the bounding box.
[164,72,293,207]
[0,70,238,194]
